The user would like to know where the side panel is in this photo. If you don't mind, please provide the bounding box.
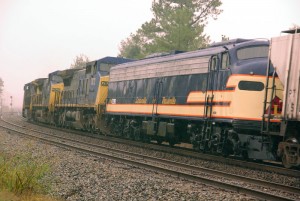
[110,56,210,82]
[96,76,109,105]
[108,74,210,105]
[107,74,283,123]
[49,83,64,112]
[227,75,283,121]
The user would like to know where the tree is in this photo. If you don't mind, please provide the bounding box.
[118,32,147,59]
[119,0,222,59]
[0,78,4,97]
[221,35,229,41]
[70,54,90,69]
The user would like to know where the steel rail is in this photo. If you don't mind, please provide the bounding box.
[11,115,300,177]
[3,116,300,178]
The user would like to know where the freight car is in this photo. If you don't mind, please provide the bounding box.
[23,31,300,168]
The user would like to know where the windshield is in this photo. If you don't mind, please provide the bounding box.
[237,46,269,60]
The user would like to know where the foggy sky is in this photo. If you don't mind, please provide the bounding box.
[0,0,299,109]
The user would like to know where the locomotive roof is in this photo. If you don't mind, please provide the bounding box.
[209,38,251,47]
[53,68,80,75]
[85,56,134,71]
[97,56,134,64]
[49,68,81,80]
[111,39,266,71]
[111,46,223,70]
[31,78,47,86]
[95,56,134,71]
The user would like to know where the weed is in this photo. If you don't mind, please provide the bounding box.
[0,152,51,196]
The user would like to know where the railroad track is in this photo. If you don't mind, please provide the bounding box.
[12,116,299,178]
[1,117,299,201]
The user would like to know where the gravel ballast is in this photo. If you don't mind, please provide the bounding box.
[0,128,256,201]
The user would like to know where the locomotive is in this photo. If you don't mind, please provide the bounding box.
[23,57,132,129]
[23,31,300,168]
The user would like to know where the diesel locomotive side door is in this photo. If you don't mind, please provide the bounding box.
[204,55,219,118]
[199,51,231,151]
[151,78,163,119]
[205,52,230,119]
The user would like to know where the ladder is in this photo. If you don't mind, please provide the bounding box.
[261,52,277,135]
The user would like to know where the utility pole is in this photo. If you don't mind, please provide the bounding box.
[10,96,13,115]
[0,98,2,118]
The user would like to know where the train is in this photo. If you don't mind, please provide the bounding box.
[23,30,300,168]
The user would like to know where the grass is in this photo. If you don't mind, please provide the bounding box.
[0,152,59,201]
[0,190,58,201]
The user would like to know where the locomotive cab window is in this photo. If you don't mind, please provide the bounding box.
[210,55,218,71]
[100,63,110,73]
[237,45,269,60]
[238,81,264,91]
[91,77,96,86]
[86,65,92,74]
[221,52,230,69]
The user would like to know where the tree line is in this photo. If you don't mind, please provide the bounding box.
[71,0,222,68]
[118,0,222,59]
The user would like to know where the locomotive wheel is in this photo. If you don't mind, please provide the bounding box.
[200,141,209,153]
[89,120,96,134]
[192,144,200,151]
[241,150,249,160]
[207,140,213,153]
[90,125,96,134]
[124,130,134,140]
[282,154,292,169]
[133,129,141,141]
[169,139,175,147]
[142,135,150,143]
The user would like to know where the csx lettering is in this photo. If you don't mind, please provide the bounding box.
[101,81,108,86]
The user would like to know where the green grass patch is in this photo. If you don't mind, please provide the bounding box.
[0,152,51,196]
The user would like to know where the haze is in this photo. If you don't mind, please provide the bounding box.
[0,0,299,110]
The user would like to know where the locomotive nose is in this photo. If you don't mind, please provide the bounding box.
[233,58,269,75]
